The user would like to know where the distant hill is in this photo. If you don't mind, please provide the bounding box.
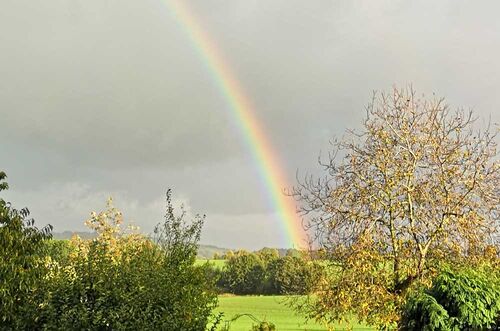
[196,244,230,259]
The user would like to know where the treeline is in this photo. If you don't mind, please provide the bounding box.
[210,249,324,295]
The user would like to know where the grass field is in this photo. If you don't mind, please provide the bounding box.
[214,295,373,331]
[197,260,372,330]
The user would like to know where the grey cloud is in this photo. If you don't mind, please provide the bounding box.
[1,0,499,248]
[1,0,242,170]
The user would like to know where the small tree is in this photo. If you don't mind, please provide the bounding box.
[221,252,266,294]
[152,189,218,330]
[293,87,499,327]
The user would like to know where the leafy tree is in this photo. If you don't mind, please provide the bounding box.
[255,248,280,293]
[217,250,325,295]
[0,171,52,329]
[293,87,499,328]
[285,248,301,258]
[40,198,150,329]
[221,252,266,294]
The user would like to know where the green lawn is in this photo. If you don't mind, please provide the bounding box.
[214,295,373,331]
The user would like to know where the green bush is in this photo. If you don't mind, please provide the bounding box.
[40,190,218,330]
[400,268,500,330]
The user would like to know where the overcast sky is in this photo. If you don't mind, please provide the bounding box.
[1,1,499,249]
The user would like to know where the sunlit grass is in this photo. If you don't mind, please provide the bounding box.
[214,295,373,331]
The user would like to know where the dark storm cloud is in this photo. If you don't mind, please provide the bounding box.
[1,0,499,249]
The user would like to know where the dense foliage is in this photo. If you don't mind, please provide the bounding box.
[0,172,52,329]
[0,173,218,330]
[400,267,500,330]
[221,251,267,294]
[40,195,217,330]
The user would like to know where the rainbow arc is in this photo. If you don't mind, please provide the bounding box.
[166,0,306,248]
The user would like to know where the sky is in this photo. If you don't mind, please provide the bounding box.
[1,0,499,249]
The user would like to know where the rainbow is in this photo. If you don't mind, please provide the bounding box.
[165,0,306,248]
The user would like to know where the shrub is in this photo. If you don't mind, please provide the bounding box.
[400,268,500,330]
[401,292,452,331]
[41,191,218,330]
[0,174,218,330]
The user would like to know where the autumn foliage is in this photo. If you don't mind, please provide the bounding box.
[294,87,499,328]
